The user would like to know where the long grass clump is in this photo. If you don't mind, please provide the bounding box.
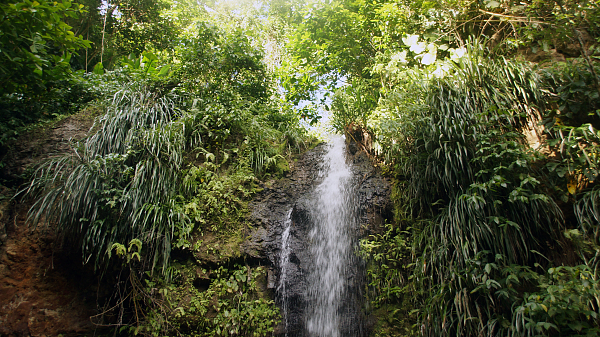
[23,83,196,273]
[369,43,563,336]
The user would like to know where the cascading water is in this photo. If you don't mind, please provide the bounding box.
[305,135,361,337]
[274,135,366,337]
[277,209,293,337]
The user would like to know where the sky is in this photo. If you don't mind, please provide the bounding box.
[98,0,122,18]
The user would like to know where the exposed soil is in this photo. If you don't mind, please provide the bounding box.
[0,211,100,337]
[0,107,98,185]
[0,110,109,337]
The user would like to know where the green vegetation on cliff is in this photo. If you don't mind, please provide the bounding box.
[4,1,312,335]
[4,0,600,336]
[287,0,600,336]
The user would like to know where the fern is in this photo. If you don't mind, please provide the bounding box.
[371,43,562,336]
[23,84,195,273]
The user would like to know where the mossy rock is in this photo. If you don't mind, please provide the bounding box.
[276,157,290,176]
[192,231,243,264]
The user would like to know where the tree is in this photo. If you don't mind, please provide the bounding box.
[68,0,177,71]
[0,0,90,96]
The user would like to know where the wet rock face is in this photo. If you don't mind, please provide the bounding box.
[243,144,326,265]
[350,147,394,237]
[246,138,392,336]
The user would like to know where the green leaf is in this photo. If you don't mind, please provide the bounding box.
[569,321,584,331]
[556,165,568,178]
[93,62,104,75]
[157,64,171,77]
[546,161,560,172]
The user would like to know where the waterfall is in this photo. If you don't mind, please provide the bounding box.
[274,135,366,337]
[305,135,360,337]
[277,208,293,337]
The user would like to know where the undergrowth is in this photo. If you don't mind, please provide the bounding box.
[352,42,600,337]
[19,21,312,336]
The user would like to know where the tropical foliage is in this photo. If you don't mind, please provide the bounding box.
[0,0,90,95]
[5,0,600,336]
[0,0,91,145]
[135,265,280,337]
[14,5,310,335]
[283,0,600,336]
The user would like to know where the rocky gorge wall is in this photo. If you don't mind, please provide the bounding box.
[0,112,103,337]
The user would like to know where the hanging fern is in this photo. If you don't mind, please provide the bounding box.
[371,43,563,336]
[23,83,198,273]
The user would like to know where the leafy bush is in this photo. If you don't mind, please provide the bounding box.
[359,222,416,336]
[23,84,192,272]
[513,265,600,337]
[330,77,379,133]
[136,265,280,337]
[182,163,257,233]
[360,43,565,336]
[0,0,90,96]
[176,23,271,102]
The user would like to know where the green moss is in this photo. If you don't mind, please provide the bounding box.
[276,157,290,176]
[192,230,243,264]
[370,304,416,337]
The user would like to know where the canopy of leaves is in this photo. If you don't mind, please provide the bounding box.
[67,0,177,70]
[0,0,90,95]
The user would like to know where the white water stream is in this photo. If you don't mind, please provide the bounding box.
[277,208,293,337]
[306,135,357,337]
